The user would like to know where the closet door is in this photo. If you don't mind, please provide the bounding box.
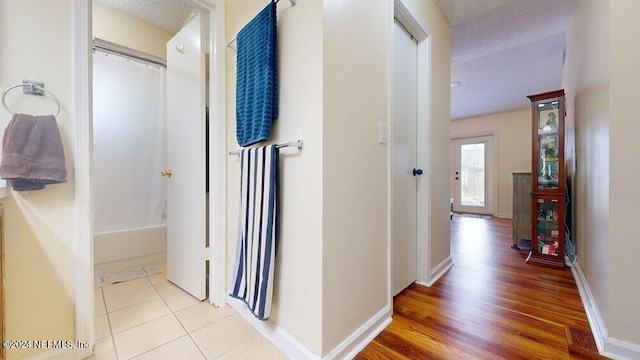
[392,19,419,296]
[165,13,208,300]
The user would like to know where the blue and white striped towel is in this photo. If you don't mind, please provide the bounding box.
[230,144,280,320]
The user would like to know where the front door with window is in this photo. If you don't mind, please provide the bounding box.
[452,136,493,215]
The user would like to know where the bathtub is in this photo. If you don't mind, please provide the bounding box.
[94,224,166,271]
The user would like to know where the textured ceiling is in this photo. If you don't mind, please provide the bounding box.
[434,0,575,120]
[95,0,575,121]
[94,0,193,34]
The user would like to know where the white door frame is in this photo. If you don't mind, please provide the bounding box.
[73,0,227,355]
[390,0,432,298]
[451,131,499,216]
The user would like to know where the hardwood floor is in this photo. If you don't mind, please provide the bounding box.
[356,216,608,359]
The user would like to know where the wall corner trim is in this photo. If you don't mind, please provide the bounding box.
[228,296,320,359]
[323,305,392,360]
[424,256,453,287]
[73,0,95,359]
[572,263,640,360]
[207,0,228,307]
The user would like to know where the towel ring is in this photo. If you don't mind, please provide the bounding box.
[1,83,61,117]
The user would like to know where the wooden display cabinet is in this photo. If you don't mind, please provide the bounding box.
[526,90,567,269]
[529,195,565,268]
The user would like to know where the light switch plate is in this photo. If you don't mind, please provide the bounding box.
[379,122,388,144]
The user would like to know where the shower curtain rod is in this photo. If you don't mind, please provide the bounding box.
[228,140,304,155]
[93,38,167,67]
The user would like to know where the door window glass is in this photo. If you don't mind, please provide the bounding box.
[460,143,485,207]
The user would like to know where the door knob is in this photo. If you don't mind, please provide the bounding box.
[412,168,423,176]
[161,169,172,178]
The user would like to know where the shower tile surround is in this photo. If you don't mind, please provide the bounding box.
[90,263,289,360]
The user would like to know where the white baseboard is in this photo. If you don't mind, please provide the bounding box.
[228,296,392,360]
[228,296,319,359]
[603,337,640,360]
[324,305,392,360]
[572,262,640,360]
[496,213,512,219]
[94,252,166,273]
[427,256,453,286]
[571,263,607,351]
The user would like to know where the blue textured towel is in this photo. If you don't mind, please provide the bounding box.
[236,1,278,147]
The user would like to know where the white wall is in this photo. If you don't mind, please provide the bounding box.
[225,0,451,356]
[451,108,531,217]
[321,0,390,354]
[562,0,610,343]
[608,0,640,348]
[0,1,76,358]
[564,0,640,356]
[93,2,174,59]
[225,0,324,355]
[322,0,452,354]
[321,0,452,353]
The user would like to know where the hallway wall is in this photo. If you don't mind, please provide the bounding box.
[564,0,640,356]
[225,0,325,355]
[0,1,76,358]
[225,0,451,357]
[321,0,390,354]
[563,0,610,340]
[607,0,640,349]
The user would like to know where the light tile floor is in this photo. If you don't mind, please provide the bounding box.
[90,263,290,360]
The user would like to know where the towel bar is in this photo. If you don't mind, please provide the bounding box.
[229,140,303,156]
[226,0,297,51]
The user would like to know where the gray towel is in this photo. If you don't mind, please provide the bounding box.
[0,113,67,191]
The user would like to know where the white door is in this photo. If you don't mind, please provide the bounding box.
[392,19,419,296]
[165,13,208,300]
[452,136,494,215]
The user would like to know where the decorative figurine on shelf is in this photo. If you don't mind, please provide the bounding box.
[541,111,558,131]
[542,143,558,160]
[538,208,546,219]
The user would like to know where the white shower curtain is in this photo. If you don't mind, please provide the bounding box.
[93,52,167,233]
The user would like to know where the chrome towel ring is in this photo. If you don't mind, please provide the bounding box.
[1,81,61,117]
